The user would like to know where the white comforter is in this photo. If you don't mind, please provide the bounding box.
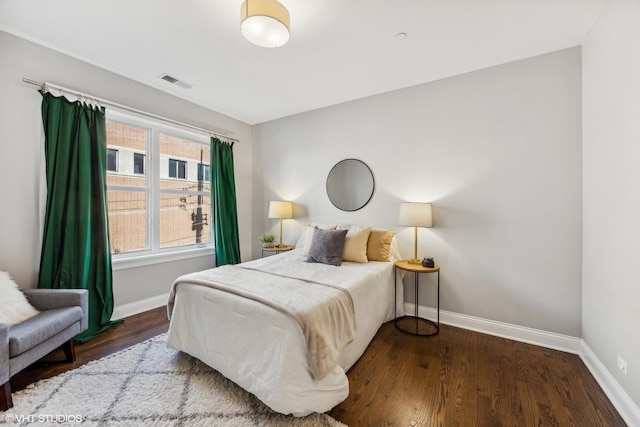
[166,249,402,416]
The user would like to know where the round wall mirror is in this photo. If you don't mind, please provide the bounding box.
[326,159,375,211]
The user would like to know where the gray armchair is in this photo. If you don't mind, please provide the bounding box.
[1,289,88,410]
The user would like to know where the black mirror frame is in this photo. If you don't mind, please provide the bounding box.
[326,158,375,212]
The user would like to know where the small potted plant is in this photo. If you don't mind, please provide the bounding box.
[259,233,276,248]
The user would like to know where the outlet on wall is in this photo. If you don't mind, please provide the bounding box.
[617,356,628,376]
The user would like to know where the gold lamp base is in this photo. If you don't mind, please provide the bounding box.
[408,226,422,265]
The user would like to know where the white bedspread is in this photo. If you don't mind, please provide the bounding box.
[166,249,403,416]
[167,264,356,380]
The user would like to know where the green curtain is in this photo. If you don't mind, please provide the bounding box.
[211,137,241,266]
[38,91,121,343]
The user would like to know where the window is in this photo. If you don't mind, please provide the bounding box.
[107,148,118,172]
[198,163,210,182]
[105,111,212,259]
[133,153,145,175]
[105,122,148,255]
[168,159,187,179]
[160,133,210,249]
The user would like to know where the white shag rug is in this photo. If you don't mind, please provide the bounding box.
[4,334,346,426]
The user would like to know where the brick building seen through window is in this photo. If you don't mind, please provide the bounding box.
[106,120,211,255]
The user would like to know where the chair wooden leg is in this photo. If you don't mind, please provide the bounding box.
[1,381,13,411]
[61,339,77,363]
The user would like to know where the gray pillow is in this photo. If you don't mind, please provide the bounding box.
[306,227,348,266]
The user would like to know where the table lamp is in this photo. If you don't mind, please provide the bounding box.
[268,201,293,248]
[399,202,433,264]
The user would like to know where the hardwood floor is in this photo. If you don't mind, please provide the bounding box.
[10,307,626,426]
[329,323,626,426]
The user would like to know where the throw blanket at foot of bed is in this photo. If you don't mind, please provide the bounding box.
[167,265,356,380]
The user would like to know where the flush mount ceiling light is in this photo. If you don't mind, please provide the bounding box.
[240,0,290,48]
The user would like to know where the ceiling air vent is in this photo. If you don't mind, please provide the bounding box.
[159,73,192,89]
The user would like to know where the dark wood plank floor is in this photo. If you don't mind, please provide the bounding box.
[10,307,626,426]
[329,322,626,427]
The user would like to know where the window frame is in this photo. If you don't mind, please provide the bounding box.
[198,163,210,182]
[106,109,214,268]
[168,158,187,179]
[107,148,118,172]
[133,152,145,175]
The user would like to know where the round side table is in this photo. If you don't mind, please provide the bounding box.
[261,245,293,258]
[394,260,440,336]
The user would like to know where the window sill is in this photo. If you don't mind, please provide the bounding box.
[112,247,214,271]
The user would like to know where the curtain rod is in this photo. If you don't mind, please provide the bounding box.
[23,78,239,143]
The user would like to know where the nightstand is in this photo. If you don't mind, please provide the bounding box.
[394,260,440,336]
[261,245,293,258]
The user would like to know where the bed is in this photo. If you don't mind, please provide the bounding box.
[166,226,403,416]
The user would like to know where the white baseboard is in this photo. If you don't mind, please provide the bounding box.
[403,302,582,353]
[580,341,640,427]
[111,293,169,320]
[405,302,640,426]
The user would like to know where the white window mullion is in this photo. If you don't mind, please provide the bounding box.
[150,128,161,252]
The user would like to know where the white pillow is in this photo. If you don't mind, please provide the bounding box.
[0,271,40,325]
[302,226,319,257]
[389,236,402,261]
[295,226,311,250]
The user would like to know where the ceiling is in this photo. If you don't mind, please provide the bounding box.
[0,0,605,125]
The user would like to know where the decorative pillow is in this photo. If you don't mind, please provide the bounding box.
[306,228,348,266]
[338,225,371,263]
[0,271,40,325]
[389,236,402,261]
[298,224,337,256]
[367,229,396,262]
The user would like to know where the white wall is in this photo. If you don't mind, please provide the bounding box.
[2,15,637,420]
[254,48,583,336]
[583,0,640,410]
[0,31,254,306]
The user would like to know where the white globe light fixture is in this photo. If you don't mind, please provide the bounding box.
[240,0,290,48]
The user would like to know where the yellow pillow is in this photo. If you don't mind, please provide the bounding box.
[339,226,371,263]
[367,229,395,262]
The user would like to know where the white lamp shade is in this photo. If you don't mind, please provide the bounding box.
[241,0,290,48]
[399,202,433,228]
[268,201,293,219]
